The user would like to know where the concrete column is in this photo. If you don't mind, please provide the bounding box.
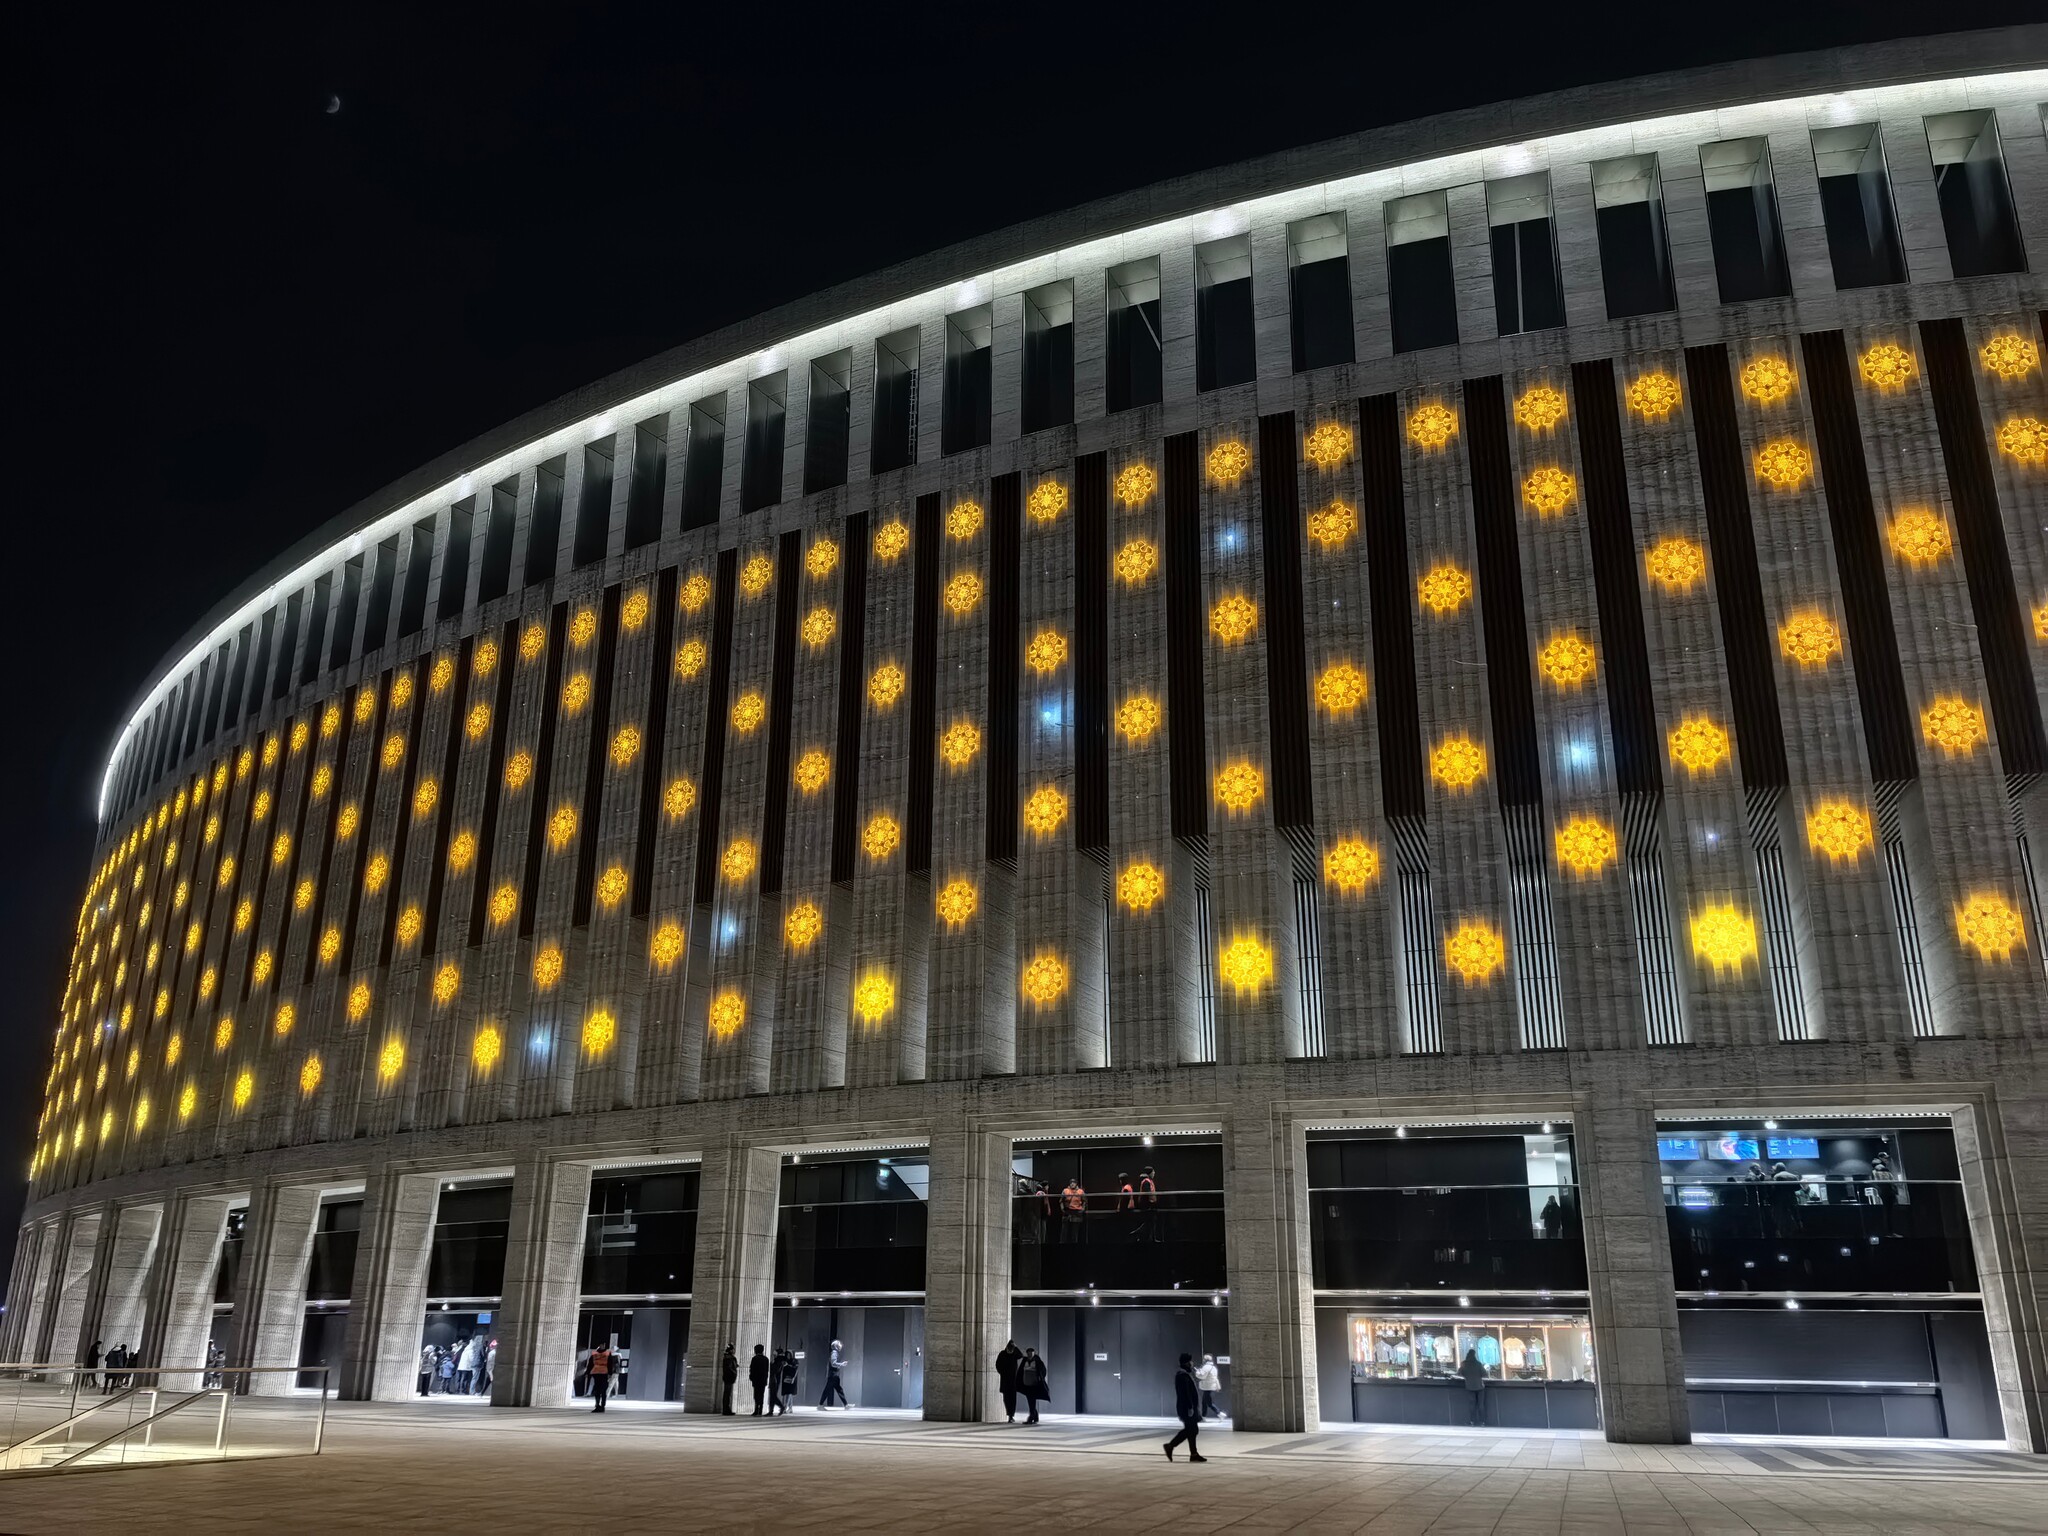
[1577,1096,1690,1444]
[683,1138,779,1414]
[81,1203,163,1367]
[40,1208,101,1363]
[1221,1102,1319,1432]
[230,1181,324,1396]
[1,1224,44,1359]
[491,1154,594,1408]
[1954,1094,2048,1452]
[139,1194,232,1387]
[922,1123,1012,1423]
[337,1167,439,1402]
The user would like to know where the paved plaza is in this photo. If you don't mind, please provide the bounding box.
[1,1401,2044,1533]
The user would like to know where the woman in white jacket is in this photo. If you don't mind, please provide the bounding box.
[1195,1355,1224,1419]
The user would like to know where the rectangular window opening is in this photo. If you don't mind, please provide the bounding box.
[1294,874,1325,1058]
[680,394,727,531]
[397,518,435,638]
[1925,109,2027,278]
[1288,212,1354,371]
[524,459,566,586]
[362,535,400,655]
[1193,883,1217,1063]
[1021,283,1074,434]
[1487,172,1565,336]
[1811,124,1908,289]
[624,415,669,550]
[477,479,517,606]
[329,557,363,671]
[1701,137,1792,303]
[1195,234,1256,393]
[1386,191,1459,354]
[942,306,993,456]
[572,436,617,568]
[741,372,788,513]
[1105,258,1163,414]
[438,498,475,622]
[1591,153,1676,319]
[803,350,852,494]
[871,328,919,475]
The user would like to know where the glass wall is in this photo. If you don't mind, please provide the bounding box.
[572,1164,700,1405]
[295,1196,359,1391]
[415,1181,510,1400]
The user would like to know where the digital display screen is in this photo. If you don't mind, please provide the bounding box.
[1656,1138,1701,1161]
[1766,1136,1819,1160]
[1704,1135,1760,1162]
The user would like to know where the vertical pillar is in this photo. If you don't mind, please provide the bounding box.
[1954,1094,2048,1451]
[1221,1103,1318,1432]
[1578,1097,1690,1443]
[41,1208,101,1363]
[491,1153,594,1407]
[81,1204,163,1366]
[230,1181,323,1396]
[139,1194,232,1386]
[683,1138,779,1414]
[337,1167,439,1401]
[922,1122,1013,1422]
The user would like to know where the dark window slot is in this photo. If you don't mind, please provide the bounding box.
[829,512,869,883]
[1071,460,1108,852]
[988,473,1023,860]
[1487,174,1566,335]
[199,643,229,745]
[220,627,251,736]
[942,307,993,455]
[439,499,475,622]
[1289,213,1354,372]
[1196,235,1256,393]
[478,480,518,605]
[625,418,669,550]
[1463,377,1543,807]
[273,590,303,701]
[1360,395,1426,819]
[573,438,617,569]
[329,558,363,672]
[245,610,274,722]
[1022,285,1075,434]
[631,566,680,917]
[1593,154,1677,319]
[871,330,919,476]
[804,352,852,494]
[1260,413,1314,827]
[1387,193,1458,355]
[571,587,623,925]
[906,494,941,873]
[398,518,435,638]
[1927,110,2027,278]
[525,459,566,586]
[518,604,569,937]
[1164,432,1208,838]
[1106,259,1163,414]
[692,552,739,903]
[681,395,728,532]
[760,533,802,894]
[1701,138,1792,303]
[742,374,788,513]
[362,536,400,656]
[1813,124,1908,289]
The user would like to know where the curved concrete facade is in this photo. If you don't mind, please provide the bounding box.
[11,31,2048,1448]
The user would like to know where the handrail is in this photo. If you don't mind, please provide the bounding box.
[50,1387,225,1472]
[0,1386,145,1470]
[0,1363,328,1477]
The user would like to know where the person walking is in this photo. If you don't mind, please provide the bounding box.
[1195,1353,1223,1419]
[749,1344,770,1415]
[779,1348,799,1414]
[818,1339,851,1408]
[1163,1353,1207,1462]
[765,1348,785,1416]
[1459,1346,1487,1426]
[1015,1345,1049,1425]
[720,1344,739,1415]
[587,1341,615,1412]
[83,1339,101,1392]
[995,1340,1023,1423]
[481,1338,497,1396]
[456,1334,480,1394]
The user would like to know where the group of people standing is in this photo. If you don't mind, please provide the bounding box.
[417,1335,495,1396]
[82,1339,140,1393]
[720,1341,821,1416]
[1015,1167,1166,1244]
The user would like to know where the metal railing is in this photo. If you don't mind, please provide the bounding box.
[0,1365,326,1477]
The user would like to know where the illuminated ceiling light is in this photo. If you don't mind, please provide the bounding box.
[1417,562,1473,616]
[560,673,592,714]
[346,979,373,1023]
[1117,860,1165,912]
[610,725,641,769]
[595,865,629,908]
[1113,463,1157,507]
[1217,933,1275,995]
[1645,536,1707,593]
[1955,892,2027,962]
[1690,902,1759,974]
[1513,385,1569,432]
[873,519,910,562]
[474,637,500,676]
[533,945,564,990]
[232,1070,254,1111]
[1753,438,1811,490]
[1020,951,1070,1008]
[650,921,685,969]
[708,989,746,1039]
[377,1037,405,1081]
[852,969,896,1025]
[547,806,579,851]
[1022,785,1069,838]
[1025,629,1069,675]
[944,570,984,616]
[1858,341,1917,392]
[1314,660,1369,715]
[793,748,831,794]
[680,572,712,613]
[1212,760,1265,814]
[1206,439,1252,484]
[1113,537,1158,585]
[466,703,492,741]
[1886,508,1952,567]
[1980,332,2040,381]
[1778,608,1842,669]
[1920,695,1987,758]
[869,662,907,710]
[1997,415,2048,465]
[1739,355,1796,405]
[863,813,902,861]
[1027,481,1069,523]
[801,606,837,649]
[1115,692,1161,743]
[1522,465,1578,518]
[935,877,979,928]
[1210,592,1258,645]
[1323,837,1380,894]
[1625,370,1683,420]
[1407,401,1458,451]
[489,884,518,925]
[731,690,766,733]
[1536,632,1597,691]
[622,589,650,630]
[1443,918,1507,986]
[739,553,774,598]
[722,837,758,882]
[519,622,547,661]
[676,638,707,678]
[1303,421,1355,469]
[432,962,461,1005]
[1305,498,1358,550]
[1553,815,1619,877]
[947,498,985,541]
[472,1024,503,1073]
[663,778,696,819]
[806,538,840,579]
[395,906,423,945]
[938,720,981,770]
[1805,798,1875,864]
[581,1008,616,1058]
[1430,734,1488,792]
[569,609,598,647]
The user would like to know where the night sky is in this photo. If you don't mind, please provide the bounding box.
[7,3,2034,1275]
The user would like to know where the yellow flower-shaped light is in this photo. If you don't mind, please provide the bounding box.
[851,969,895,1025]
[474,637,500,676]
[1920,695,1987,757]
[232,1070,254,1110]
[1217,933,1274,995]
[1213,760,1265,815]
[519,622,547,661]
[1805,798,1875,864]
[873,518,910,562]
[1113,536,1158,585]
[569,609,598,647]
[610,726,641,768]
[395,906,423,945]
[394,674,419,711]
[466,703,492,741]
[1417,562,1472,616]
[739,553,774,598]
[1115,693,1161,743]
[1690,902,1759,974]
[1323,837,1380,894]
[1740,355,1796,405]
[1117,860,1165,912]
[1522,466,1578,517]
[935,877,978,927]
[1645,536,1707,593]
[505,751,533,791]
[681,571,712,613]
[1028,481,1069,523]
[1955,892,2027,961]
[869,662,906,710]
[1537,633,1597,691]
[2036,598,2048,642]
[1626,371,1683,420]
[1303,421,1354,469]
[472,1024,502,1073]
[251,787,273,822]
[938,720,981,770]
[1113,463,1157,507]
[364,852,390,893]
[411,778,438,820]
[708,989,746,1039]
[943,570,984,616]
[377,1036,405,1081]
[1998,415,2048,465]
[665,777,696,819]
[490,884,518,925]
[561,673,591,713]
[793,748,831,795]
[595,866,629,908]
[676,638,707,679]
[215,1015,234,1051]
[1431,734,1488,792]
[1553,815,1618,877]
[863,813,901,860]
[1025,629,1068,674]
[292,875,316,910]
[1444,919,1507,985]
[1858,342,1917,392]
[291,718,311,750]
[1314,660,1368,715]
[1778,609,1842,669]
[1022,785,1069,838]
[166,1034,183,1067]
[547,806,578,850]
[252,950,274,985]
[1754,439,1812,490]
[533,944,564,989]
[1305,499,1358,549]
[650,920,685,968]
[785,900,823,950]
[355,689,378,725]
[1207,440,1251,484]
[1513,385,1569,432]
[1980,332,2039,381]
[1020,951,1069,1007]
[802,606,837,649]
[346,980,372,1023]
[449,830,477,872]
[581,1008,616,1057]
[947,498,984,541]
[622,590,649,631]
[318,927,341,963]
[179,1082,197,1122]
[1210,592,1258,645]
[722,837,758,882]
[806,537,840,580]
[1407,402,1458,451]
[731,690,766,733]
[1887,508,1951,567]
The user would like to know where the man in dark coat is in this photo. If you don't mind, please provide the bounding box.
[779,1349,799,1412]
[1163,1353,1207,1462]
[749,1344,771,1415]
[1459,1346,1487,1425]
[995,1340,1023,1423]
[1015,1345,1049,1424]
[766,1348,786,1416]
[720,1343,739,1415]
